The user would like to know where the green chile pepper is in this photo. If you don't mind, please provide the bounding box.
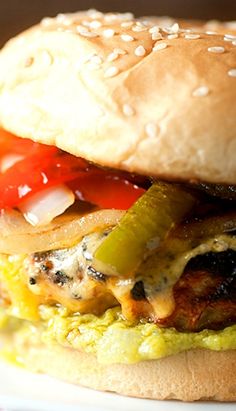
[93,182,195,277]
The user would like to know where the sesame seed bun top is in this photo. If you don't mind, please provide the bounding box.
[0,10,235,184]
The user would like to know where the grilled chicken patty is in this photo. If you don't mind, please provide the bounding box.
[22,230,236,332]
[159,250,236,331]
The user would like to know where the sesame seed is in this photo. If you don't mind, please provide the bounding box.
[82,20,90,28]
[107,52,119,62]
[205,31,218,35]
[87,8,96,16]
[208,46,225,54]
[153,42,168,51]
[81,52,96,64]
[79,30,98,38]
[184,33,200,40]
[122,104,135,116]
[110,12,134,22]
[137,20,148,27]
[63,19,74,27]
[104,13,117,23]
[140,20,151,27]
[121,34,134,42]
[224,34,236,41]
[89,55,103,65]
[87,63,101,71]
[152,32,163,41]
[223,37,233,42]
[102,29,115,38]
[228,69,236,77]
[149,25,160,34]
[158,17,175,27]
[192,86,209,97]
[76,25,86,33]
[170,23,179,33]
[104,66,119,78]
[145,123,158,138]
[87,9,104,19]
[181,28,192,33]
[161,27,174,34]
[41,17,54,27]
[233,41,236,46]
[113,48,127,55]
[132,25,148,32]
[121,21,134,28]
[121,12,134,20]
[167,34,178,39]
[89,20,102,29]
[56,14,68,24]
[134,45,146,57]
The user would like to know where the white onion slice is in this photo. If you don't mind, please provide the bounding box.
[18,185,75,226]
[0,154,24,173]
[0,207,124,254]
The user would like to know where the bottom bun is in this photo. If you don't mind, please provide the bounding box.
[15,339,236,401]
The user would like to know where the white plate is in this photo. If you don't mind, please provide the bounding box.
[0,361,234,411]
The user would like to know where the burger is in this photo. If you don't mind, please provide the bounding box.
[0,9,235,402]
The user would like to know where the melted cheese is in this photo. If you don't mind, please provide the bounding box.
[0,234,235,322]
[142,234,236,319]
[0,255,41,321]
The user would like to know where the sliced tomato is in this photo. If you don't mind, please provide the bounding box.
[0,153,91,208]
[69,174,145,210]
[0,128,55,157]
[0,129,146,210]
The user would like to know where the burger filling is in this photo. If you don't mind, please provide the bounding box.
[0,129,235,364]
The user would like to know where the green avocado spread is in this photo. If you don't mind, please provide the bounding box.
[1,305,235,365]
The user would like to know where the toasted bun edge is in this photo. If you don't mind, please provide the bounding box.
[0,11,236,183]
[14,339,236,401]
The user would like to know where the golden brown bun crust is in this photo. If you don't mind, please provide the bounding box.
[154,17,236,32]
[0,11,236,183]
[144,17,236,35]
[16,340,236,401]
[201,20,236,35]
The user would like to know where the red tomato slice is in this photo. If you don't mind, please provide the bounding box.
[0,129,146,210]
[69,174,145,210]
[0,153,91,208]
[0,128,56,157]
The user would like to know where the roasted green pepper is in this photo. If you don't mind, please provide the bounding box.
[93,182,195,277]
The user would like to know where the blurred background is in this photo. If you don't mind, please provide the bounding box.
[0,0,236,46]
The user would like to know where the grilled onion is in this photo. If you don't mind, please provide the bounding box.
[0,204,124,254]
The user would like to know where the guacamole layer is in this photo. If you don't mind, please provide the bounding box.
[0,305,235,365]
